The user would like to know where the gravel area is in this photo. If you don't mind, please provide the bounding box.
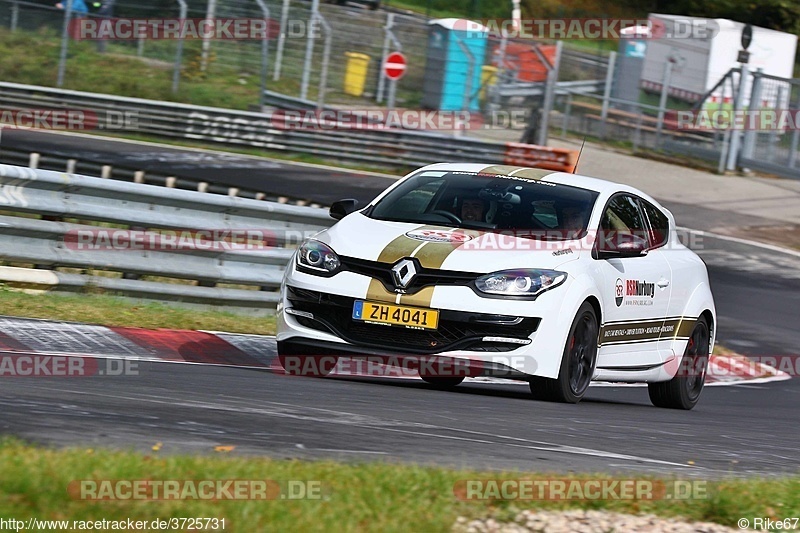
[453,510,741,532]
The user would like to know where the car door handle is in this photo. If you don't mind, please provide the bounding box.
[657,278,670,288]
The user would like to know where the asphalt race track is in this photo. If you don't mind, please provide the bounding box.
[0,129,397,204]
[0,130,798,476]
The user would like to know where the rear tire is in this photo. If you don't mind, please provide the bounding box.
[420,376,464,388]
[648,317,709,410]
[529,302,598,403]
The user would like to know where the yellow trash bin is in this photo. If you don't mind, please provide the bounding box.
[480,65,498,103]
[344,52,371,97]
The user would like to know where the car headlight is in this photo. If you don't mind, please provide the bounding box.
[296,240,341,276]
[474,269,567,298]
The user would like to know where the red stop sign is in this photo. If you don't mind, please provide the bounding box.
[383,52,407,81]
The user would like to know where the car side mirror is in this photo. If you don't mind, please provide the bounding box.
[329,199,359,220]
[595,233,649,260]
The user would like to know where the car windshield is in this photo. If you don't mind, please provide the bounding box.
[367,170,599,240]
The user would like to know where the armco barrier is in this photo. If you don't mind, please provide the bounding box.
[0,82,578,172]
[0,164,333,311]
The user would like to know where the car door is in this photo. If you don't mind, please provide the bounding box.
[594,194,673,369]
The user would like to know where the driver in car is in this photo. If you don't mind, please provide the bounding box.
[461,198,486,222]
[559,202,587,238]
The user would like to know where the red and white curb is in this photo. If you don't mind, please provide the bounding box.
[0,316,790,386]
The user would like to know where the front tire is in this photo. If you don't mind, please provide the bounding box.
[648,317,709,410]
[277,341,338,377]
[529,302,598,403]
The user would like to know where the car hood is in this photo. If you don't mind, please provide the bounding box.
[314,213,583,272]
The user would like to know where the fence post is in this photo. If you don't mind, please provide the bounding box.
[599,51,616,140]
[253,0,271,107]
[766,84,783,161]
[273,0,290,81]
[299,0,319,100]
[655,60,672,145]
[376,13,395,104]
[561,92,572,138]
[726,65,749,171]
[537,40,562,146]
[789,88,800,168]
[56,0,74,87]
[453,36,475,112]
[10,2,18,31]
[172,0,187,94]
[200,0,217,72]
[316,13,331,110]
[740,69,762,162]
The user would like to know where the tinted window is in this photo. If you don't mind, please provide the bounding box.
[641,200,669,248]
[369,171,598,239]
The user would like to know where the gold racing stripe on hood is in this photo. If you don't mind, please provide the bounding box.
[377,233,425,264]
[479,165,559,180]
[364,227,470,308]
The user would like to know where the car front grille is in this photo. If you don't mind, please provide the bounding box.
[287,287,539,354]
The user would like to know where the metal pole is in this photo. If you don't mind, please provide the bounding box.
[10,2,18,31]
[726,65,749,171]
[740,68,762,161]
[599,51,616,140]
[537,40,562,146]
[299,0,319,100]
[254,0,270,107]
[561,92,572,138]
[655,60,673,145]
[387,79,397,111]
[273,0,290,80]
[454,36,475,111]
[766,84,783,161]
[96,0,116,53]
[788,89,800,168]
[376,13,395,104]
[56,0,73,87]
[316,13,331,110]
[172,0,187,94]
[200,0,217,72]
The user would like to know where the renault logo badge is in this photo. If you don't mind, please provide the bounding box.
[391,258,417,289]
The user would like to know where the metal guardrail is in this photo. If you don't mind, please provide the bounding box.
[0,164,333,311]
[0,82,578,172]
[494,79,605,98]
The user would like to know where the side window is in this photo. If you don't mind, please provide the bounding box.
[599,194,647,251]
[641,200,669,249]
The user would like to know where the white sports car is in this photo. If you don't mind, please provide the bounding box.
[277,163,716,409]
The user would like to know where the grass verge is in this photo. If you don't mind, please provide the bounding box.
[0,288,275,335]
[0,438,797,532]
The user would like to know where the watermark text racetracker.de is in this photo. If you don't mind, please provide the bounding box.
[69,479,326,501]
[70,17,715,41]
[64,229,321,252]
[0,355,138,377]
[63,228,708,253]
[0,109,138,131]
[454,479,708,500]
